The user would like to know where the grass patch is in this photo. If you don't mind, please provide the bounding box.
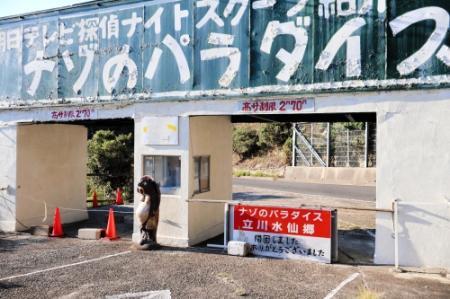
[233,169,279,178]
[357,287,380,299]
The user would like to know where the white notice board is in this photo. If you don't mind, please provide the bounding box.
[141,116,179,145]
[230,204,334,263]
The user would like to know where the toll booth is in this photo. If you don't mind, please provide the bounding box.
[133,116,232,246]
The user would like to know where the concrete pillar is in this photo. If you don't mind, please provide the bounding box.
[187,116,232,245]
[15,124,88,230]
[0,125,18,232]
[1,124,88,232]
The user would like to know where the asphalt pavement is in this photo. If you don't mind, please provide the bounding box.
[1,234,449,299]
[233,178,376,202]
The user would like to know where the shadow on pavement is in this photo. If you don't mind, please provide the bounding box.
[0,232,49,253]
[338,229,375,265]
[232,192,293,201]
[0,282,22,290]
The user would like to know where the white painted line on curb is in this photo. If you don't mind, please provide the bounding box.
[323,272,360,299]
[0,251,132,282]
[106,290,171,299]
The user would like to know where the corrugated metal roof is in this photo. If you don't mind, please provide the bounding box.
[0,0,141,24]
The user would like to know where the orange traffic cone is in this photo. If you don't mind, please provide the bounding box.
[92,191,98,208]
[105,208,119,240]
[115,188,123,205]
[51,208,64,237]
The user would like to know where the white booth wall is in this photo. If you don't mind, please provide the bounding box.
[133,115,232,247]
[133,116,190,246]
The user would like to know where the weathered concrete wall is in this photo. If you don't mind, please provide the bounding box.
[284,166,376,186]
[373,99,450,268]
[15,124,88,230]
[188,116,232,245]
[133,116,190,247]
[396,202,450,269]
[0,125,17,232]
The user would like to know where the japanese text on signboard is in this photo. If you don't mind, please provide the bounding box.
[234,205,331,238]
[50,108,96,120]
[0,0,449,104]
[239,98,314,113]
[231,205,334,262]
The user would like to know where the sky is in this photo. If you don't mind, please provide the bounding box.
[0,0,91,18]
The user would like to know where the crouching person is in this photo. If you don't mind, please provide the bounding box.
[136,176,161,249]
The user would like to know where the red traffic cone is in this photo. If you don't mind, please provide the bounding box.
[115,188,123,205]
[51,208,64,237]
[105,208,119,240]
[92,191,98,208]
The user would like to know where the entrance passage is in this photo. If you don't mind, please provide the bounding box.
[82,118,135,239]
[10,118,136,238]
[228,112,377,264]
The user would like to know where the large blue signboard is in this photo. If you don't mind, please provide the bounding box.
[0,0,448,106]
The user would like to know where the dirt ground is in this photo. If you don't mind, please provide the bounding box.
[1,185,449,298]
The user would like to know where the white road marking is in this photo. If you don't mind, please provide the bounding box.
[0,251,131,282]
[324,272,360,299]
[106,290,171,299]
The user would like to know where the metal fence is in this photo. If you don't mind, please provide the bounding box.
[293,122,376,168]
[294,123,329,167]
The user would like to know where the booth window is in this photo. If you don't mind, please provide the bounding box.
[194,156,210,194]
[143,156,181,195]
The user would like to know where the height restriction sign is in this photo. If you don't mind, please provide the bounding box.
[230,205,337,263]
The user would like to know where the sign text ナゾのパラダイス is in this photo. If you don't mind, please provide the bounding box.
[0,0,449,105]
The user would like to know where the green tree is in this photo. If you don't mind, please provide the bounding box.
[232,127,260,159]
[282,137,293,164]
[87,130,134,200]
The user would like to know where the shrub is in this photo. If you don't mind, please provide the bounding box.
[232,127,260,159]
[259,123,292,149]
